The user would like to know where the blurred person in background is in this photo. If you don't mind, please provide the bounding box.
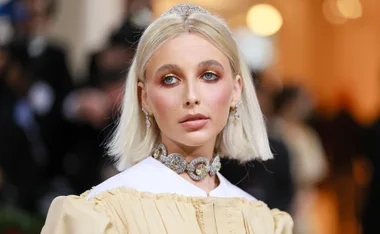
[8,0,73,102]
[309,103,364,234]
[8,0,74,180]
[61,20,144,192]
[221,70,294,212]
[0,0,76,216]
[272,86,328,234]
[0,44,46,212]
[361,111,380,234]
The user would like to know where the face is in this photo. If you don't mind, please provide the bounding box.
[140,33,242,148]
[21,0,48,34]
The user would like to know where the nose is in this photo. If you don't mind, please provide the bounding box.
[183,79,200,107]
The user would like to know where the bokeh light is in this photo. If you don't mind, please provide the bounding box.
[246,4,283,37]
[323,0,348,24]
[336,0,363,19]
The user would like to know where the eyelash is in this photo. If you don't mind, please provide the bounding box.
[201,71,220,82]
[162,74,180,86]
[161,71,220,86]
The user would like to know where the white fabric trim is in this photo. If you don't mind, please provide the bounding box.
[86,157,255,201]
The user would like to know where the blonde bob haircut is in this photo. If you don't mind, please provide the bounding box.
[108,4,273,171]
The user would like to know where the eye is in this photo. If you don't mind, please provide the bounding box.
[202,71,219,81]
[162,75,179,85]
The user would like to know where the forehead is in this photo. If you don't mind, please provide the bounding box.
[145,33,231,73]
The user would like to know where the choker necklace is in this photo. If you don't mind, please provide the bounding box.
[152,143,221,181]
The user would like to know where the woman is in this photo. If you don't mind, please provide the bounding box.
[41,4,293,233]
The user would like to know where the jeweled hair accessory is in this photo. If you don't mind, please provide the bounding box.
[152,143,221,181]
[162,3,211,18]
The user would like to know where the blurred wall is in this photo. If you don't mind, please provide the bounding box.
[273,0,380,124]
[153,0,380,124]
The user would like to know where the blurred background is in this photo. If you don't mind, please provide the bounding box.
[0,0,379,233]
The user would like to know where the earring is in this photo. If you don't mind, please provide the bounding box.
[234,101,241,120]
[142,108,151,128]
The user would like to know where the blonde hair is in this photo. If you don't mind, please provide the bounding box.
[108,4,273,171]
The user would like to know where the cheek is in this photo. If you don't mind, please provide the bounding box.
[205,83,233,109]
[148,89,179,121]
[204,84,233,125]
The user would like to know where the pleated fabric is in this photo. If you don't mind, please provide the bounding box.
[41,187,293,234]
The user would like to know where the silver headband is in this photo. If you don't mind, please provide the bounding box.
[161,3,210,18]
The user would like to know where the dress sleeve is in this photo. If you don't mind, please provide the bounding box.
[41,196,118,234]
[271,208,294,234]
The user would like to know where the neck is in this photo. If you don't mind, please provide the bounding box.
[159,136,220,193]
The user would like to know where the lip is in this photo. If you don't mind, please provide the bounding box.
[179,113,209,123]
[179,114,209,130]
[180,119,209,130]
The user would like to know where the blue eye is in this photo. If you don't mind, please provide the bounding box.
[202,72,219,81]
[163,75,179,85]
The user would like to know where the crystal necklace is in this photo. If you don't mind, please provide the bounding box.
[152,143,222,181]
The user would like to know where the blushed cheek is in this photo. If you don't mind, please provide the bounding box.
[212,91,231,106]
[149,90,179,122]
[209,82,232,104]
[205,85,232,120]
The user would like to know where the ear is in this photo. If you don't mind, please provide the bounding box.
[138,81,150,112]
[231,75,243,107]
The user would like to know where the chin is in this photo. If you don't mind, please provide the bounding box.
[176,130,218,147]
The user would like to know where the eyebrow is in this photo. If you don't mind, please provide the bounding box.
[156,64,181,76]
[155,60,225,76]
[198,60,224,71]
